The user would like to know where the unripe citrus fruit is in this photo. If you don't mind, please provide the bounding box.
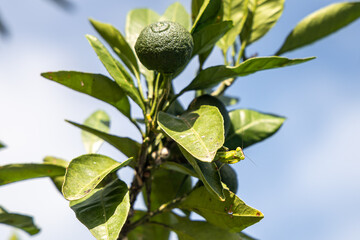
[135,21,194,74]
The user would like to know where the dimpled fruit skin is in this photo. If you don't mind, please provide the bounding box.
[135,21,194,73]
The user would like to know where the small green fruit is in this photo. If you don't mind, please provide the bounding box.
[135,21,194,74]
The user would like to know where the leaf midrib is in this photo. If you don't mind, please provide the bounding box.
[227,118,281,141]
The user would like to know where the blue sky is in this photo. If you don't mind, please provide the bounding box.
[1,0,360,239]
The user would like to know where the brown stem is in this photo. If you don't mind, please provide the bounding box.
[118,137,151,239]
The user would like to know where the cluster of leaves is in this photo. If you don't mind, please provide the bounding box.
[1,0,360,239]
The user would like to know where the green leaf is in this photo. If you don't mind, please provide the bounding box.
[67,120,140,158]
[241,0,285,45]
[81,110,110,154]
[0,207,40,235]
[128,211,177,240]
[158,105,224,162]
[0,164,65,186]
[145,169,192,211]
[125,9,160,87]
[182,56,315,92]
[179,146,225,201]
[217,162,238,193]
[238,232,257,240]
[219,95,240,106]
[160,2,190,30]
[125,9,160,50]
[0,141,5,149]
[191,0,223,34]
[89,18,140,79]
[276,2,360,55]
[62,154,131,200]
[141,169,191,239]
[217,0,249,53]
[179,186,263,232]
[192,21,233,56]
[191,0,205,23]
[86,35,145,111]
[41,71,131,118]
[225,109,285,149]
[43,156,69,193]
[166,213,248,240]
[160,162,198,178]
[70,179,129,240]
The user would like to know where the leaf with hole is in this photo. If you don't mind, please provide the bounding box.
[62,154,132,200]
[225,109,285,149]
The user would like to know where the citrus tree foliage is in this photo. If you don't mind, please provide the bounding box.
[1,1,360,239]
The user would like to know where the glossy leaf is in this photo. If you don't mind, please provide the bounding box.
[0,164,65,186]
[241,0,284,45]
[86,35,145,111]
[158,105,224,162]
[0,207,40,235]
[167,213,248,240]
[276,2,360,55]
[62,154,131,200]
[182,56,315,92]
[191,0,223,34]
[81,110,110,154]
[89,19,140,79]
[43,156,68,193]
[179,146,225,201]
[144,169,192,211]
[188,94,231,137]
[225,109,285,149]
[70,179,129,240]
[125,9,159,85]
[160,2,190,30]
[179,186,263,232]
[192,21,233,56]
[67,120,140,158]
[41,71,131,118]
[217,0,248,53]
